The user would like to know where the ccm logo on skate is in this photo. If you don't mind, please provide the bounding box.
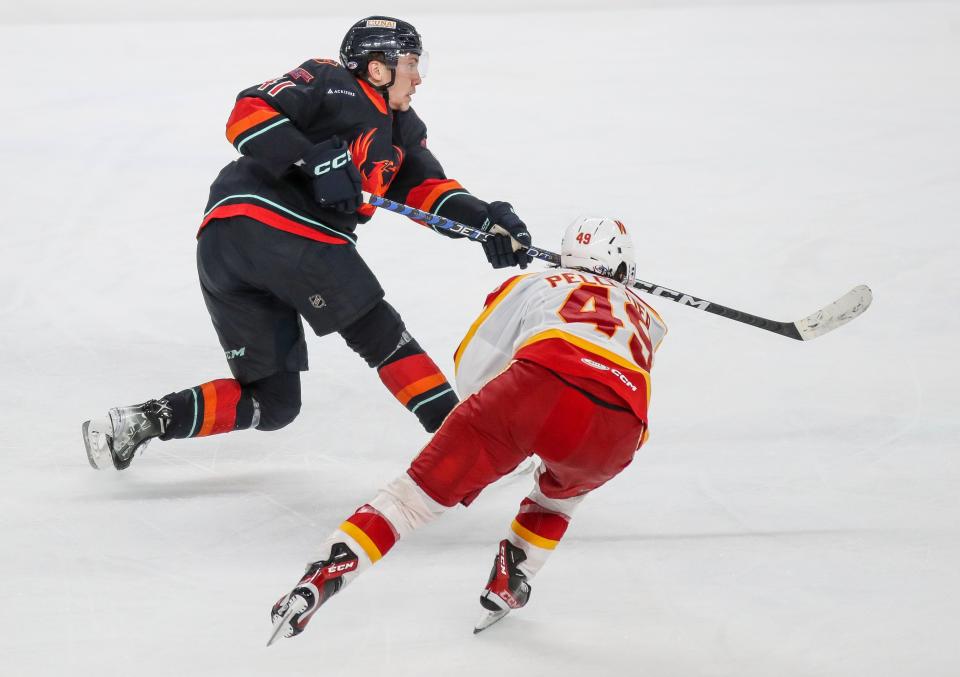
[314,150,352,175]
[580,358,610,371]
[325,561,358,575]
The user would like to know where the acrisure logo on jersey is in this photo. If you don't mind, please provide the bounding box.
[365,19,397,28]
[327,88,356,97]
[580,358,610,371]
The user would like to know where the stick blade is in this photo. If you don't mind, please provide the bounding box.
[795,285,873,340]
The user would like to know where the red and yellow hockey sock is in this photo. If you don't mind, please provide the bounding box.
[510,497,572,552]
[504,492,586,579]
[337,505,400,565]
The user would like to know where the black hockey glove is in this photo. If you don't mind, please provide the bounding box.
[482,201,533,269]
[297,136,363,213]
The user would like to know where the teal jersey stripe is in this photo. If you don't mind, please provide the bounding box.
[430,191,470,232]
[235,118,290,152]
[410,387,455,413]
[203,194,356,245]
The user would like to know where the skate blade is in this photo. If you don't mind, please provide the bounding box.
[473,608,510,634]
[82,420,107,470]
[266,596,307,647]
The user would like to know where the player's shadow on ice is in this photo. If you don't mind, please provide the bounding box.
[570,529,858,543]
[81,470,325,504]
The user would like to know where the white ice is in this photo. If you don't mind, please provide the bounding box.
[1,2,958,676]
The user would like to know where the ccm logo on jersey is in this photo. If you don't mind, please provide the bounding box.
[581,358,637,391]
[314,149,352,175]
[325,561,358,575]
[611,369,638,392]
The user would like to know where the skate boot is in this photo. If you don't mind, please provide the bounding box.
[474,539,532,634]
[267,542,360,646]
[82,399,172,470]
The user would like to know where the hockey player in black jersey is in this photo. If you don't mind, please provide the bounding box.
[81,16,533,471]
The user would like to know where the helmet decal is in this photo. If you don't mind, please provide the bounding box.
[560,216,637,286]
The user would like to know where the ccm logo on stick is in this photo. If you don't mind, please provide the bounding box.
[314,150,352,176]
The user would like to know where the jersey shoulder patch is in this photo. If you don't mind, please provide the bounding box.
[310,57,342,68]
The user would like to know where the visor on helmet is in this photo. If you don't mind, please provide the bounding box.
[393,51,430,79]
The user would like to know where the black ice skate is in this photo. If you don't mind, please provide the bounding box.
[474,539,532,634]
[267,542,360,646]
[81,399,172,470]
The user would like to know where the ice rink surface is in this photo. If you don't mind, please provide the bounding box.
[1,1,958,675]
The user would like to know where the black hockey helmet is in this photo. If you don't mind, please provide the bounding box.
[340,16,423,76]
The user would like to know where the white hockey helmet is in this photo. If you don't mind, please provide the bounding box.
[560,216,636,285]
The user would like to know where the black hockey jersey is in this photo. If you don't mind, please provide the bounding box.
[200,58,490,244]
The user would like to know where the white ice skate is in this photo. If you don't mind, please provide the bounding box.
[81,399,171,470]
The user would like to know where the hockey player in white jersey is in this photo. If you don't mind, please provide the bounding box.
[268,216,668,643]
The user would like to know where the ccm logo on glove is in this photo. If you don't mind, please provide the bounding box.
[313,149,352,176]
[297,136,363,213]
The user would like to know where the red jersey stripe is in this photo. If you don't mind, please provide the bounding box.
[198,203,349,245]
[226,97,281,144]
[405,179,465,214]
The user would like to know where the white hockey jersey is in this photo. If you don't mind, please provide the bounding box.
[453,269,667,422]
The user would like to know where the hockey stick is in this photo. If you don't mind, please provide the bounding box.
[363,192,872,341]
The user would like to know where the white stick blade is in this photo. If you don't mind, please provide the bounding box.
[795,285,873,340]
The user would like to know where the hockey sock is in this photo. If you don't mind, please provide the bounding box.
[158,379,259,440]
[311,475,447,577]
[506,479,587,579]
[377,338,458,433]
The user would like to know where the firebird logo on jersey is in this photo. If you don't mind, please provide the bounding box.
[349,128,404,205]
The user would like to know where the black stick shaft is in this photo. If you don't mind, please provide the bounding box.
[365,193,803,340]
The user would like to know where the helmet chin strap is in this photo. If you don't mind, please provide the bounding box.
[362,61,396,92]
